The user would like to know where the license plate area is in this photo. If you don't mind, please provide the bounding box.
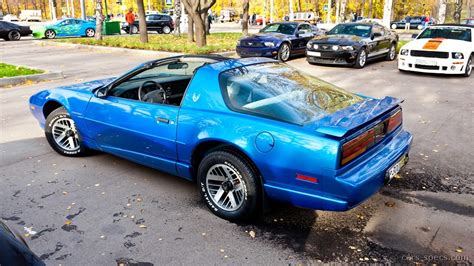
[415,59,438,66]
[307,51,322,57]
[385,154,408,183]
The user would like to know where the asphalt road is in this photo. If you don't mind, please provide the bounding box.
[1,40,473,265]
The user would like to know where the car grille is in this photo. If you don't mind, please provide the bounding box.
[313,44,336,51]
[415,64,440,70]
[241,41,264,47]
[410,50,449,59]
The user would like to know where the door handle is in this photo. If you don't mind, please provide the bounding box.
[156,117,169,124]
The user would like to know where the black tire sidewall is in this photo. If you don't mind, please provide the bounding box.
[386,43,397,61]
[85,28,95,37]
[45,29,55,39]
[198,150,260,221]
[163,26,171,34]
[278,43,290,62]
[45,107,85,157]
[464,57,472,77]
[8,30,20,41]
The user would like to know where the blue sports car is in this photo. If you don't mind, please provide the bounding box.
[29,56,412,221]
[32,18,96,39]
[236,22,324,62]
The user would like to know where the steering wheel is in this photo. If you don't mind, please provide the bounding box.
[138,80,165,103]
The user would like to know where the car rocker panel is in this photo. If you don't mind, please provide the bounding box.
[398,25,474,75]
[29,56,412,221]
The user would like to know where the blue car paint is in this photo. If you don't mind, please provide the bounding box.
[53,19,96,37]
[29,57,412,211]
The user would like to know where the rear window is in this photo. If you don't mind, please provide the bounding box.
[219,63,363,125]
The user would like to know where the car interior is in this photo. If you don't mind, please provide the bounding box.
[108,58,215,106]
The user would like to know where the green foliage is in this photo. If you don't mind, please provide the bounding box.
[55,33,242,54]
[0,63,43,78]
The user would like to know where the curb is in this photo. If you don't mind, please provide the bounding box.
[0,71,64,87]
[38,40,236,57]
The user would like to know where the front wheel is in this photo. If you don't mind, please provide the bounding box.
[45,29,56,39]
[8,30,21,41]
[391,24,397,29]
[463,57,472,77]
[85,28,95,37]
[386,43,397,61]
[162,25,171,34]
[198,150,261,221]
[45,107,87,157]
[354,48,367,68]
[277,43,291,62]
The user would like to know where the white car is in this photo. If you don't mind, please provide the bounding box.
[398,24,473,77]
[2,14,19,22]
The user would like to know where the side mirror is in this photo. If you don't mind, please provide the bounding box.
[95,86,108,98]
[370,33,375,40]
[296,30,305,36]
[411,33,418,39]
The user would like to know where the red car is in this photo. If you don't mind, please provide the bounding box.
[256,15,270,25]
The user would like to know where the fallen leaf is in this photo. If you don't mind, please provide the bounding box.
[385,201,396,207]
[62,191,68,195]
[64,220,72,225]
[249,230,256,238]
[220,249,225,253]
[139,224,147,229]
[349,246,356,250]
[456,247,463,253]
[94,183,100,187]
[201,233,206,236]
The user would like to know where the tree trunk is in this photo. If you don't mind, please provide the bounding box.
[193,14,206,46]
[382,0,393,28]
[454,0,463,23]
[340,0,347,22]
[368,0,373,18]
[297,0,301,12]
[181,0,216,47]
[335,0,340,23]
[174,0,181,36]
[95,0,103,40]
[360,0,365,17]
[137,0,148,43]
[242,0,249,35]
[437,0,447,24]
[187,15,194,42]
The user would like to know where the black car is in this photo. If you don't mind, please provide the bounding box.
[390,16,434,30]
[236,22,324,62]
[0,220,45,265]
[306,22,398,68]
[0,21,32,41]
[122,14,174,34]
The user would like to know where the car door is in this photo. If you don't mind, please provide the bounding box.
[56,19,77,36]
[292,24,313,53]
[146,15,158,30]
[367,25,386,57]
[83,61,181,175]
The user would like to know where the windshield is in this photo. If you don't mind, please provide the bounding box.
[327,24,372,37]
[417,28,471,41]
[220,63,363,125]
[260,23,297,35]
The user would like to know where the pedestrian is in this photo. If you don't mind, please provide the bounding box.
[125,8,135,35]
[251,13,256,25]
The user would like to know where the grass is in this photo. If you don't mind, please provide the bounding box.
[397,40,409,52]
[0,63,44,78]
[55,33,243,54]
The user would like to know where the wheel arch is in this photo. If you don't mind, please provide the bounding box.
[42,100,64,119]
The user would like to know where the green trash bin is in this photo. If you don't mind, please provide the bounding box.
[103,21,121,35]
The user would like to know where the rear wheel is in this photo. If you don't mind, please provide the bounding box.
[131,26,138,34]
[45,29,56,39]
[198,150,261,221]
[8,30,21,41]
[277,43,291,62]
[162,25,171,34]
[386,43,397,61]
[85,28,95,37]
[354,48,367,68]
[45,107,87,157]
[463,57,472,77]
[391,24,397,29]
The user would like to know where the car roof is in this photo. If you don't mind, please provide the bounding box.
[338,22,375,27]
[431,24,474,29]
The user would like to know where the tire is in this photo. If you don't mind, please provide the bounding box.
[391,24,397,29]
[198,150,261,221]
[45,107,87,157]
[386,43,397,61]
[277,43,291,62]
[85,28,95,37]
[131,26,138,34]
[417,25,423,30]
[354,48,367,68]
[162,25,171,34]
[8,30,21,41]
[463,57,472,77]
[45,29,56,39]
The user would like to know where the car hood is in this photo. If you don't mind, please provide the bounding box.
[58,77,115,92]
[403,38,471,52]
[311,34,365,45]
[306,96,402,138]
[241,32,289,42]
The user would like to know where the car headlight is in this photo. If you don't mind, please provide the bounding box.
[306,42,312,49]
[400,49,409,56]
[264,42,275,47]
[452,52,464,59]
[236,40,241,46]
[313,44,319,50]
[331,45,339,51]
[341,46,354,51]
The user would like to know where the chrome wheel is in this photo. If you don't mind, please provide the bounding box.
[85,28,95,37]
[205,163,247,211]
[45,29,56,39]
[52,118,80,151]
[389,45,396,60]
[162,26,171,34]
[359,50,367,67]
[279,44,290,61]
[8,30,21,41]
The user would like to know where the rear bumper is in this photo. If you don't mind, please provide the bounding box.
[306,49,357,65]
[398,55,469,74]
[236,46,279,58]
[264,129,413,211]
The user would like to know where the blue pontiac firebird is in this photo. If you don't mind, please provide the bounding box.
[29,56,412,221]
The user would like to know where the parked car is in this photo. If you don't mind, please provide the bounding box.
[255,15,270,25]
[2,14,19,22]
[391,16,434,30]
[289,11,317,24]
[0,220,45,265]
[29,55,412,221]
[19,9,42,22]
[0,21,32,41]
[461,18,474,25]
[236,22,323,62]
[398,24,473,77]
[122,14,174,34]
[306,22,399,68]
[33,18,96,39]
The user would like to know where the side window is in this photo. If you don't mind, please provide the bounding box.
[156,15,163,20]
[75,19,83,24]
[373,26,384,36]
[298,24,311,33]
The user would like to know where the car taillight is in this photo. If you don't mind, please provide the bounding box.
[386,110,402,133]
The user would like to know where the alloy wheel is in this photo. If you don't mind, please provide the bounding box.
[280,44,290,61]
[52,118,80,151]
[389,45,396,60]
[9,30,21,41]
[85,28,95,37]
[45,30,56,39]
[205,163,247,211]
[359,50,367,67]
[162,26,171,34]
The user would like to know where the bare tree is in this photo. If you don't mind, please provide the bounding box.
[242,0,249,35]
[95,0,104,40]
[340,0,347,22]
[360,0,366,17]
[137,0,148,43]
[188,15,194,42]
[368,0,373,18]
[174,0,181,36]
[437,0,447,24]
[454,0,463,23]
[182,0,216,47]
